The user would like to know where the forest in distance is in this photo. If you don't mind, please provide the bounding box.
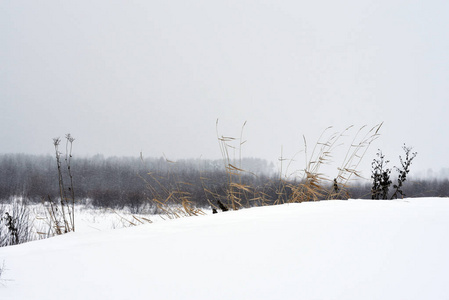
[0,153,448,211]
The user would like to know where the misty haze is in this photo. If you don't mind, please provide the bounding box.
[1,1,448,299]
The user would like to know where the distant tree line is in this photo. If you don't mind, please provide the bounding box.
[0,154,447,210]
[0,154,275,209]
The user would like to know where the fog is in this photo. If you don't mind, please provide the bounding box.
[1,0,448,178]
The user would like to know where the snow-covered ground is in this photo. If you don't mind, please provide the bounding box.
[1,198,448,300]
[1,202,170,236]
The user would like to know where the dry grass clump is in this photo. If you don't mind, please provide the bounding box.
[286,123,382,203]
[212,120,382,208]
[215,120,261,210]
[140,155,206,219]
[332,123,383,198]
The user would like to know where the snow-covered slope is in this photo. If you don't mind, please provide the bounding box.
[1,198,448,300]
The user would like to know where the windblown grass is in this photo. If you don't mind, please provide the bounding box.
[287,123,383,203]
[212,122,383,206]
[0,122,385,248]
[215,120,260,210]
[140,155,206,219]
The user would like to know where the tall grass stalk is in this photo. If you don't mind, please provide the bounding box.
[331,123,383,199]
[45,134,76,235]
[140,155,205,219]
[284,123,382,202]
[216,119,255,210]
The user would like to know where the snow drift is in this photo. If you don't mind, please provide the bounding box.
[1,198,448,300]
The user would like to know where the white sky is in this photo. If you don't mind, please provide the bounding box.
[1,0,448,177]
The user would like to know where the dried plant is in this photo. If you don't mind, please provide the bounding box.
[43,134,76,235]
[371,150,392,200]
[391,145,417,199]
[140,155,205,219]
[331,123,383,199]
[216,119,253,210]
[212,122,383,207]
[282,123,383,203]
[0,200,35,247]
[370,144,417,200]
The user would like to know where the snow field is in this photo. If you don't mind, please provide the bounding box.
[0,198,448,300]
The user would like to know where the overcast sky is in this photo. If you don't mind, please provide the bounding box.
[1,0,448,178]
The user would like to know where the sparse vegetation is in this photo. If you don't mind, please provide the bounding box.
[0,200,34,247]
[391,145,417,199]
[140,153,206,219]
[0,124,437,248]
[44,134,76,235]
[371,145,417,200]
[215,120,256,210]
[371,150,392,200]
